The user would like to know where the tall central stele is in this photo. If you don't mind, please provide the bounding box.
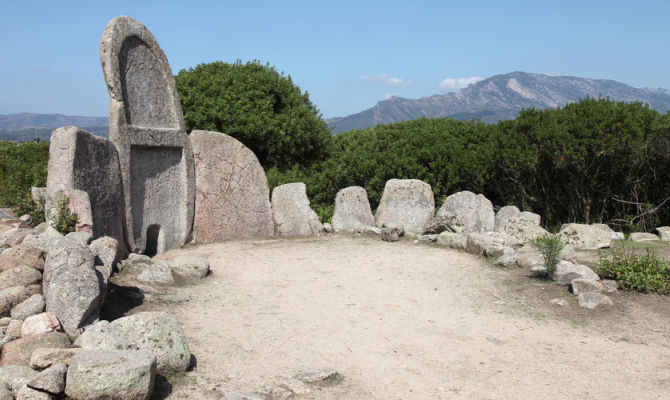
[100,16,194,254]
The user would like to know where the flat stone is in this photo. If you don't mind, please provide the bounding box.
[171,256,209,279]
[331,186,374,232]
[20,313,61,338]
[578,291,614,309]
[628,232,659,242]
[360,226,381,235]
[27,363,66,394]
[417,234,438,242]
[374,179,434,235]
[190,130,274,242]
[436,232,467,250]
[558,223,612,250]
[570,279,604,295]
[74,312,190,373]
[20,228,63,253]
[101,16,195,254]
[10,294,45,321]
[0,332,71,367]
[494,252,520,267]
[65,349,156,400]
[30,348,82,370]
[272,183,323,236]
[137,263,175,285]
[295,368,338,383]
[0,245,44,272]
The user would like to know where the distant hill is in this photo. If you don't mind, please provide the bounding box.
[328,72,670,134]
[0,113,108,130]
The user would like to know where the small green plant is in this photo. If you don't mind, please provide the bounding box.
[597,247,670,294]
[12,193,45,227]
[53,198,78,235]
[530,234,565,278]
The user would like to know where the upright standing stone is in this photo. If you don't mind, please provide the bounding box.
[189,130,273,242]
[100,16,194,255]
[331,186,374,232]
[46,127,124,251]
[271,183,323,236]
[374,179,434,235]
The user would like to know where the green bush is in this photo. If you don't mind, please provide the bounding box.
[53,198,78,235]
[597,249,670,294]
[529,234,564,278]
[0,141,49,208]
[13,193,45,227]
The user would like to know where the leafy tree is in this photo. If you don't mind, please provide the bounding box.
[175,60,332,169]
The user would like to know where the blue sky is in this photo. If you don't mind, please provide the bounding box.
[1,0,669,118]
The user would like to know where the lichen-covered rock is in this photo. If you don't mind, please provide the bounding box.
[3,229,32,248]
[0,246,45,272]
[27,363,66,395]
[558,223,612,250]
[74,312,190,373]
[272,183,323,236]
[570,279,605,295]
[553,261,600,286]
[577,291,614,309]
[494,205,521,231]
[465,233,511,258]
[496,218,550,246]
[436,232,467,250]
[331,186,374,232]
[44,188,93,237]
[16,384,55,399]
[65,350,156,400]
[374,179,434,235]
[0,267,42,291]
[0,332,71,367]
[171,256,209,279]
[435,191,493,234]
[30,348,81,370]
[10,294,45,321]
[20,228,62,253]
[190,130,274,242]
[43,237,101,336]
[0,365,38,392]
[0,287,31,317]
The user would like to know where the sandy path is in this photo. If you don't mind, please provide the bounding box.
[151,235,670,399]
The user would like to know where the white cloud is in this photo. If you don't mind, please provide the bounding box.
[361,74,411,87]
[438,76,483,92]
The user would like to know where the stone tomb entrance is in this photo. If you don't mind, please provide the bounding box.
[101,16,194,254]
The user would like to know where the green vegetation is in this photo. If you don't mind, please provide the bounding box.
[530,235,565,278]
[175,60,331,169]
[13,194,45,227]
[597,248,670,294]
[0,141,49,208]
[53,197,78,235]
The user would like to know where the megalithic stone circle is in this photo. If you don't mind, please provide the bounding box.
[100,16,195,254]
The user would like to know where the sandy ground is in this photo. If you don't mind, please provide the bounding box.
[117,235,670,400]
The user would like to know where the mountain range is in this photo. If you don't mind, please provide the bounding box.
[327,71,670,134]
[0,113,108,130]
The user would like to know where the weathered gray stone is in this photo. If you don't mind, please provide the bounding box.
[20,228,62,253]
[271,183,323,236]
[558,223,612,250]
[295,368,338,383]
[359,226,381,235]
[101,16,195,255]
[65,231,92,245]
[519,211,541,225]
[0,267,42,291]
[75,312,190,373]
[374,179,434,235]
[30,223,48,236]
[4,229,32,247]
[591,223,614,233]
[600,279,619,293]
[611,232,625,241]
[0,287,31,318]
[381,227,399,242]
[436,191,494,234]
[0,382,10,400]
[0,332,71,367]
[553,261,600,286]
[10,294,45,321]
[494,252,520,267]
[628,232,659,242]
[465,233,510,258]
[0,365,38,392]
[570,279,605,295]
[30,348,82,370]
[494,205,521,231]
[5,320,21,340]
[65,350,156,400]
[655,226,670,241]
[436,231,467,250]
[331,186,374,232]
[577,291,613,309]
[417,234,438,242]
[499,218,550,246]
[16,384,54,399]
[0,245,44,272]
[323,223,333,233]
[171,256,209,279]
[27,363,66,394]
[137,263,175,285]
[43,237,101,335]
[89,236,120,288]
[190,130,273,242]
[20,313,61,338]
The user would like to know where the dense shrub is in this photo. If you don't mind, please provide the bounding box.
[597,249,670,294]
[529,235,564,278]
[0,141,49,208]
